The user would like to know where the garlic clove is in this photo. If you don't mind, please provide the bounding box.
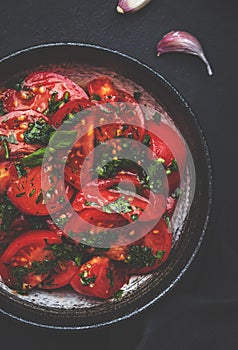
[116,0,151,14]
[157,31,213,76]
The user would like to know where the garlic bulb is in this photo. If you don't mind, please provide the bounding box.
[157,31,213,76]
[116,0,151,14]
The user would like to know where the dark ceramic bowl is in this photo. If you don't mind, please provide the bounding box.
[0,43,212,329]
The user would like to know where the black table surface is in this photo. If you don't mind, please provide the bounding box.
[0,1,236,349]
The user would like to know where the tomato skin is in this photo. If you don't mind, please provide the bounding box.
[166,196,177,217]
[0,162,18,193]
[0,110,52,160]
[3,72,88,114]
[7,166,73,216]
[72,187,165,224]
[87,77,118,102]
[0,230,61,289]
[51,98,94,128]
[3,88,51,114]
[23,72,89,101]
[117,90,137,103]
[147,121,187,194]
[40,260,79,290]
[64,114,95,190]
[128,218,172,274]
[70,256,128,299]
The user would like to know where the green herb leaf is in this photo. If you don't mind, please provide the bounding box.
[106,269,114,287]
[153,111,162,123]
[0,100,7,116]
[21,147,46,168]
[3,140,10,159]
[0,195,19,233]
[133,91,142,102]
[131,214,139,221]
[125,245,156,269]
[142,134,151,146]
[155,250,165,259]
[79,272,97,287]
[15,163,27,178]
[16,192,26,198]
[171,187,183,199]
[49,130,77,149]
[102,197,133,214]
[23,119,55,145]
[92,93,101,101]
[114,289,123,300]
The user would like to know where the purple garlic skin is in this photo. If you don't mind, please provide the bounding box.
[117,0,151,14]
[157,31,213,76]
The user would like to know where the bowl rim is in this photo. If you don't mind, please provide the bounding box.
[0,42,213,330]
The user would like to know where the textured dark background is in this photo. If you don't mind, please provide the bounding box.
[0,1,237,349]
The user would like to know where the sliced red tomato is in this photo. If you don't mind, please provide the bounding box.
[72,187,165,224]
[95,103,145,144]
[3,72,88,114]
[166,196,178,217]
[24,71,88,101]
[64,114,95,190]
[147,121,187,194]
[3,88,51,114]
[87,77,118,102]
[7,166,73,216]
[51,98,94,128]
[127,217,172,274]
[70,256,128,299]
[0,162,18,193]
[0,110,52,160]
[0,230,61,290]
[117,90,137,103]
[40,260,79,290]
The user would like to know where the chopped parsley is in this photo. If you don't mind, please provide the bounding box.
[139,159,164,193]
[79,272,97,287]
[155,250,165,259]
[142,134,151,146]
[102,197,132,214]
[47,91,70,114]
[106,269,114,287]
[125,245,156,269]
[35,191,43,204]
[114,289,124,300]
[15,163,27,178]
[171,187,183,199]
[92,93,101,101]
[23,119,54,145]
[16,192,26,198]
[131,214,139,221]
[0,100,7,116]
[133,91,142,102]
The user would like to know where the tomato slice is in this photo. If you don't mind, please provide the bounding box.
[51,98,94,128]
[0,230,61,290]
[0,162,18,193]
[3,72,88,115]
[0,110,52,160]
[87,77,118,102]
[70,256,128,299]
[7,166,73,216]
[24,71,88,101]
[147,121,187,194]
[72,187,166,224]
[127,218,172,274]
[117,90,137,103]
[64,114,95,190]
[3,88,51,114]
[40,260,79,290]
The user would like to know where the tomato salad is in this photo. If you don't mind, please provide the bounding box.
[0,72,186,299]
